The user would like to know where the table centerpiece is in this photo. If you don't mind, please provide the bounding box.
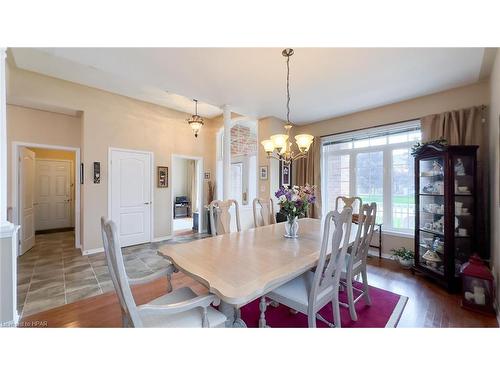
[275,184,316,238]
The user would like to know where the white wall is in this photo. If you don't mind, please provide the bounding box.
[7,65,217,252]
[172,157,189,200]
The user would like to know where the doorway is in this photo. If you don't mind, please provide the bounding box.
[171,154,203,237]
[108,148,153,247]
[13,142,81,255]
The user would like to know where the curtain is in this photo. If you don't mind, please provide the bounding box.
[294,137,322,218]
[186,160,198,213]
[421,105,489,252]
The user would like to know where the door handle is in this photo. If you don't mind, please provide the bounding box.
[144,202,150,205]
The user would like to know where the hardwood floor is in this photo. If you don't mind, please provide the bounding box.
[20,257,498,328]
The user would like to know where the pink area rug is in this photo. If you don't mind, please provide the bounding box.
[240,282,408,328]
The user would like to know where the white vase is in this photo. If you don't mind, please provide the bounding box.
[399,257,413,269]
[284,216,299,238]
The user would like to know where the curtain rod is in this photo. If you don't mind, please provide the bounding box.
[319,104,488,140]
[319,117,420,139]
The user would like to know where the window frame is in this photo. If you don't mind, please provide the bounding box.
[321,122,420,235]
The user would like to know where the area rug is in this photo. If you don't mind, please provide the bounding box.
[240,282,408,328]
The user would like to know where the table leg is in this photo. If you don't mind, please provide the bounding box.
[219,301,247,328]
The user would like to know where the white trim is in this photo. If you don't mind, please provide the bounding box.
[171,154,204,236]
[1,48,7,225]
[0,221,17,238]
[12,141,81,253]
[152,235,173,242]
[385,295,409,328]
[108,147,154,246]
[82,246,103,256]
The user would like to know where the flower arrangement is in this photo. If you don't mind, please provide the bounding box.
[275,184,316,219]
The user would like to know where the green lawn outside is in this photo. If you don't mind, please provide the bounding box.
[357,194,415,205]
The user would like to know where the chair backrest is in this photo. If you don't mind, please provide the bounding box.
[101,218,143,327]
[334,196,362,215]
[253,198,276,227]
[350,202,377,266]
[100,217,127,318]
[308,207,353,312]
[208,199,241,236]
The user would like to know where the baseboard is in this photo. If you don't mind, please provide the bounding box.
[368,249,393,260]
[81,246,104,256]
[152,235,172,242]
[35,227,74,235]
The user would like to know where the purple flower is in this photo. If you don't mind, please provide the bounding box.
[275,186,286,198]
[308,196,316,204]
[295,200,303,207]
[285,191,292,200]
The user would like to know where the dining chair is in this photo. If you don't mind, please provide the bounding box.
[253,198,276,227]
[100,217,227,327]
[335,196,363,216]
[340,202,377,321]
[208,199,241,236]
[259,207,353,328]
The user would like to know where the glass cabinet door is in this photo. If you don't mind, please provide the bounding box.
[417,156,445,275]
[452,154,474,275]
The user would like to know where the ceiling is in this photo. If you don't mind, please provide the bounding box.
[9,48,490,124]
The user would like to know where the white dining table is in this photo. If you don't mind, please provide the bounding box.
[158,218,358,327]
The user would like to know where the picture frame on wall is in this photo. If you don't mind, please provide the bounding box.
[259,166,268,180]
[279,160,292,187]
[157,166,168,188]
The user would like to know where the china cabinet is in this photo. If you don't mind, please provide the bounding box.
[413,144,478,291]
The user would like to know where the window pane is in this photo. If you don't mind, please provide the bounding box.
[230,163,243,204]
[331,142,352,150]
[369,135,387,146]
[356,151,383,224]
[392,148,415,230]
[388,133,408,144]
[408,130,421,142]
[326,154,350,211]
[353,139,370,149]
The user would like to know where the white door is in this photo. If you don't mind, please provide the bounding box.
[110,149,152,247]
[19,147,35,254]
[35,160,72,231]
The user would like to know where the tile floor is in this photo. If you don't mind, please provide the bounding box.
[17,230,209,318]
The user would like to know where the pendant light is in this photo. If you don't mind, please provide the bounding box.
[261,48,314,165]
[187,99,204,138]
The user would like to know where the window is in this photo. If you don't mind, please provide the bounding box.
[322,120,421,234]
[230,162,243,204]
[215,123,258,205]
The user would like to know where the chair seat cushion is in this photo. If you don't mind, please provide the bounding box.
[267,271,334,313]
[139,287,227,328]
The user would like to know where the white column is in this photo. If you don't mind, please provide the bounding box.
[0,47,8,224]
[0,47,20,327]
[222,105,231,200]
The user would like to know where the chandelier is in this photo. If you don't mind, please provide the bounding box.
[187,99,204,138]
[261,48,314,165]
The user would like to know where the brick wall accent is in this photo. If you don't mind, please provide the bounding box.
[231,125,257,157]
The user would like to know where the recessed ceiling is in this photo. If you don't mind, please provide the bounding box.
[10,47,488,124]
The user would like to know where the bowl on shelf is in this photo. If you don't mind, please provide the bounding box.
[422,250,442,269]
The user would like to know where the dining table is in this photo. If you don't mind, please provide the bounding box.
[158,218,358,327]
